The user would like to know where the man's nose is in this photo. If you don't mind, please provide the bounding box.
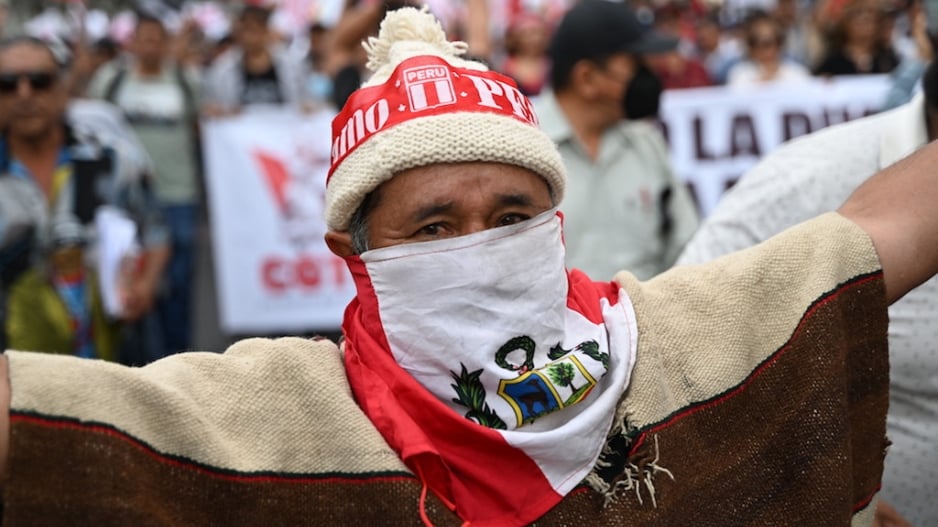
[462,219,489,236]
[16,77,33,97]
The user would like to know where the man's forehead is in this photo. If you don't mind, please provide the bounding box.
[136,20,168,37]
[382,162,551,197]
[0,42,58,70]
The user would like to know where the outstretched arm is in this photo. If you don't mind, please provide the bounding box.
[838,140,938,304]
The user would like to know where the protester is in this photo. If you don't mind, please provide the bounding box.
[882,2,935,110]
[679,60,938,527]
[726,10,811,87]
[693,13,742,84]
[500,12,551,96]
[815,0,901,75]
[0,35,169,360]
[644,42,714,90]
[304,21,335,108]
[201,4,308,115]
[67,36,120,98]
[644,2,714,90]
[771,0,814,66]
[2,5,936,525]
[533,1,699,281]
[88,14,202,362]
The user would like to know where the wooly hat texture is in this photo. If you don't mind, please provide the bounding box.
[324,6,566,231]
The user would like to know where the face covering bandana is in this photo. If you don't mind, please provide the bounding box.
[342,209,638,526]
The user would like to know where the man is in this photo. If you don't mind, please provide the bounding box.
[679,61,938,527]
[202,4,308,115]
[0,36,169,360]
[532,0,700,280]
[0,7,933,526]
[88,14,202,361]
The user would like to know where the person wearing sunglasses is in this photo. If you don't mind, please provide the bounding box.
[726,10,811,88]
[0,35,169,362]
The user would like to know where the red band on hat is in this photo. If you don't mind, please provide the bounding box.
[328,55,540,182]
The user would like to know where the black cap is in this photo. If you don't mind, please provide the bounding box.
[548,0,679,63]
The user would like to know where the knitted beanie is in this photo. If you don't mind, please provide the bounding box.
[324,6,566,231]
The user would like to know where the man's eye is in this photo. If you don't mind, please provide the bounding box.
[498,214,529,226]
[417,224,442,236]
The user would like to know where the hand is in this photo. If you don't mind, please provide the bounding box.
[911,9,934,62]
[120,275,158,322]
[118,245,170,322]
[872,499,914,527]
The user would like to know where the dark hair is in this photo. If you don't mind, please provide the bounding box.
[695,12,722,31]
[309,22,328,35]
[548,53,578,93]
[331,63,362,110]
[135,13,168,34]
[824,2,884,49]
[550,53,612,93]
[743,10,785,49]
[216,33,234,47]
[239,5,273,26]
[92,37,120,59]
[385,0,419,14]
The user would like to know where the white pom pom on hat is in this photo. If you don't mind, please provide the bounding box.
[324,6,566,232]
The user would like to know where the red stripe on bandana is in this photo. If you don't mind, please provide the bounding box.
[567,270,621,325]
[328,56,540,181]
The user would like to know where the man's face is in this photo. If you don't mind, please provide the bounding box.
[0,43,66,142]
[133,21,168,67]
[748,20,783,63]
[592,52,635,122]
[308,26,329,62]
[326,162,554,256]
[236,14,270,54]
[696,21,720,53]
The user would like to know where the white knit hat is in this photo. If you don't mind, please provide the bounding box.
[324,6,566,231]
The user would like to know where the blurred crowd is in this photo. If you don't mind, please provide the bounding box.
[0,0,929,360]
[2,0,930,104]
[2,2,937,525]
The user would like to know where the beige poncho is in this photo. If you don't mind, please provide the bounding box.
[3,213,887,526]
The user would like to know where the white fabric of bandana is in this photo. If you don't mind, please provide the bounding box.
[359,210,638,495]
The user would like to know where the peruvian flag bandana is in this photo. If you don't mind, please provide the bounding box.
[342,210,638,526]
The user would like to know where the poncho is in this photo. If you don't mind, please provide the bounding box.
[3,213,888,526]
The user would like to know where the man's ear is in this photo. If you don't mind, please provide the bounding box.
[325,231,355,257]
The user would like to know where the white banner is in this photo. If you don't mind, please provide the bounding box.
[659,75,893,216]
[202,108,354,333]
